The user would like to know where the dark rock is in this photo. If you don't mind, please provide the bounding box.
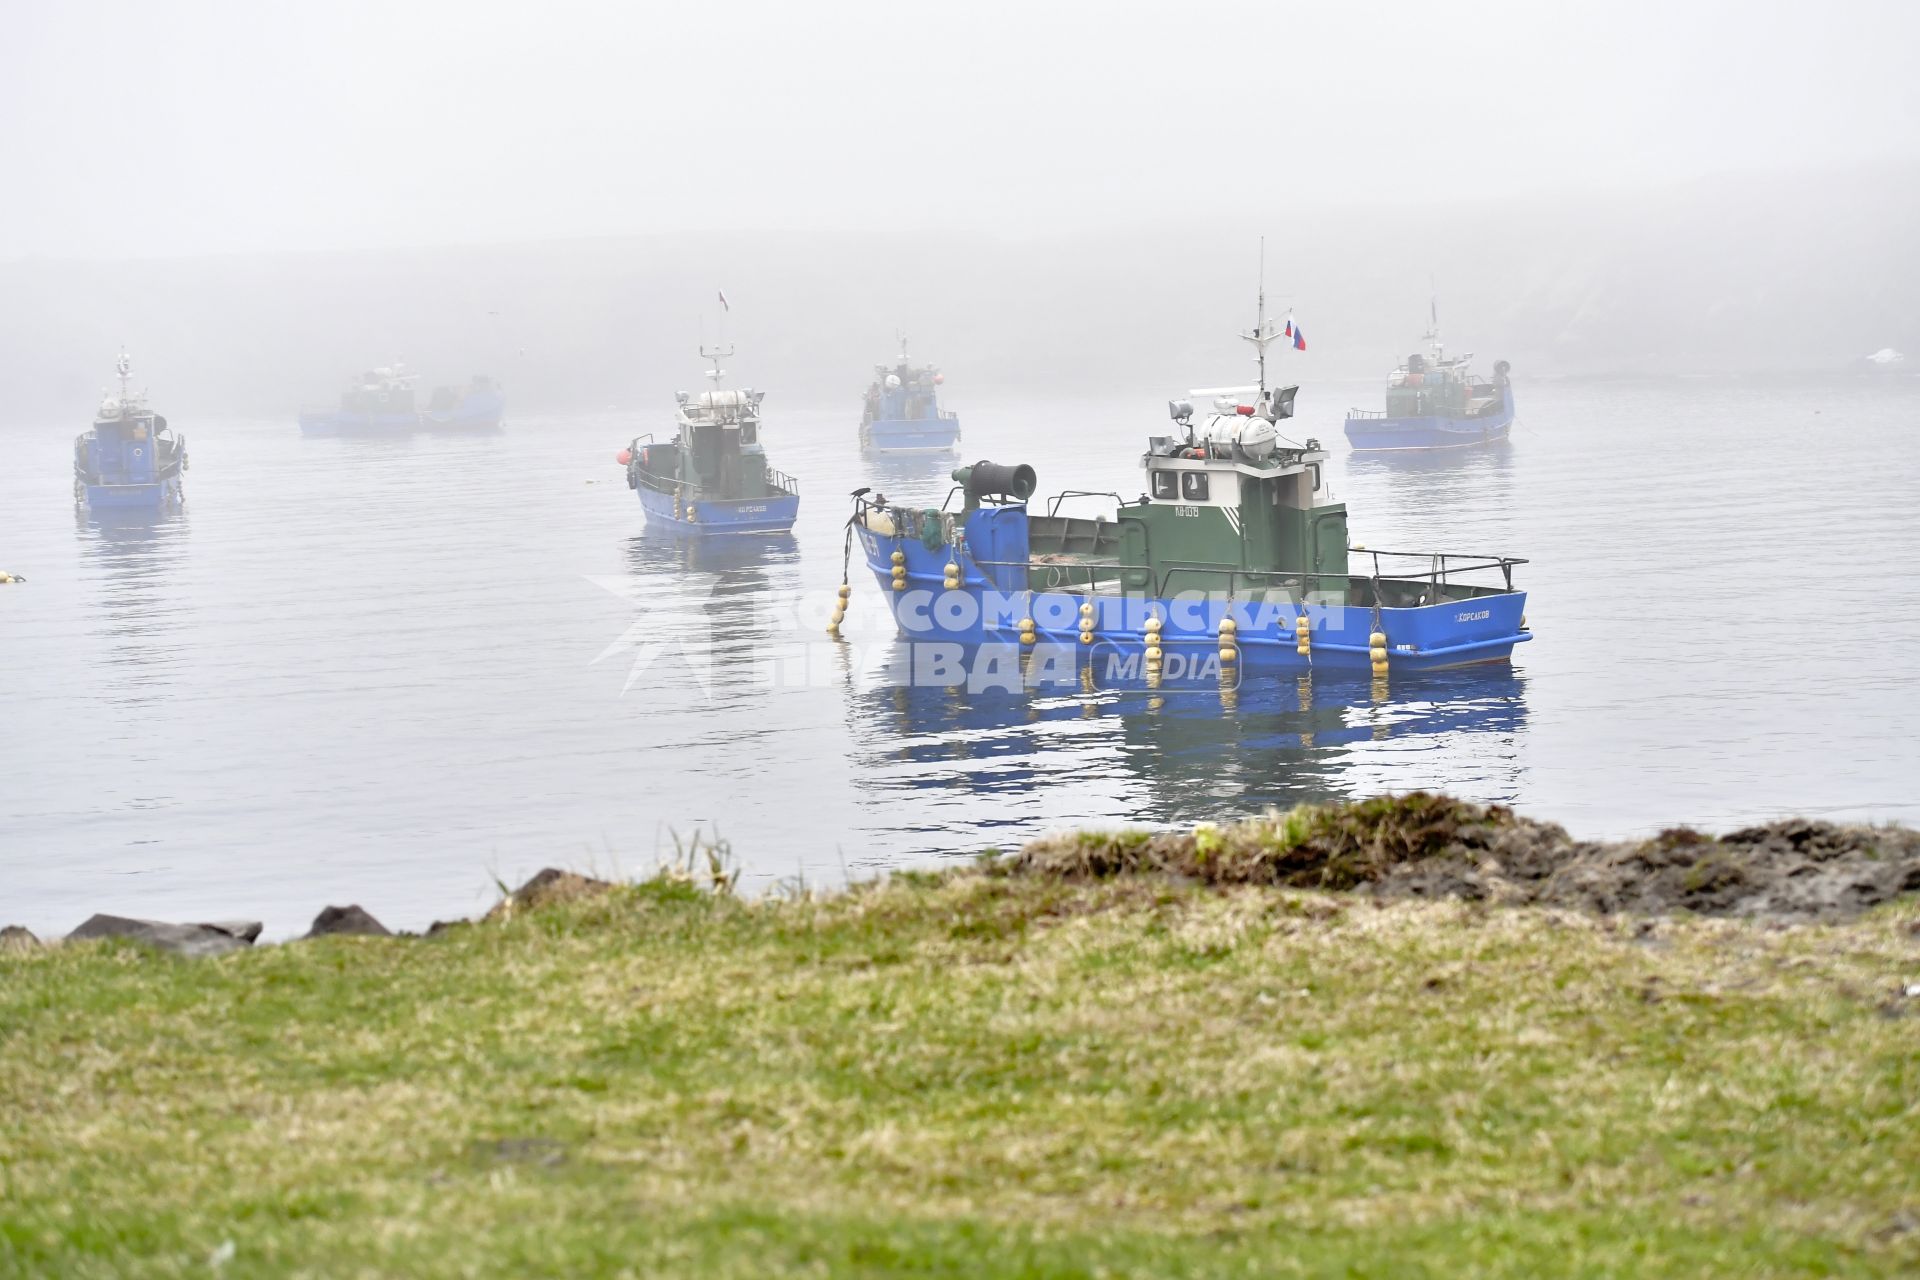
[67,914,250,958]
[305,905,391,938]
[1,925,41,953]
[198,920,264,944]
[487,868,615,920]
[426,918,469,937]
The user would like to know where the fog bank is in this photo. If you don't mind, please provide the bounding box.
[2,165,1914,427]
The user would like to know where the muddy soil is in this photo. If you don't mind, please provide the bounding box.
[1011,794,1920,922]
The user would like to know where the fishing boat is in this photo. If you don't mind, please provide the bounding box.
[860,341,961,452]
[844,283,1530,678]
[73,353,187,512]
[1344,301,1513,451]
[299,367,504,435]
[618,343,800,536]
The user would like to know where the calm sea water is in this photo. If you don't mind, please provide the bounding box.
[4,376,1918,937]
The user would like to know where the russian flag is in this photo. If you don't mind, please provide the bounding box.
[1285,316,1305,351]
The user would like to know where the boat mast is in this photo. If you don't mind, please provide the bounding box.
[1239,238,1283,405]
[699,341,732,389]
[702,290,733,389]
[112,350,136,417]
[1425,278,1444,364]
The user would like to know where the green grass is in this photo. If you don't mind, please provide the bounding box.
[2,870,1917,1277]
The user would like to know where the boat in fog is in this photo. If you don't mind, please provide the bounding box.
[617,343,800,536]
[73,353,187,511]
[845,292,1531,677]
[1344,303,1513,450]
[299,366,504,435]
[860,342,961,453]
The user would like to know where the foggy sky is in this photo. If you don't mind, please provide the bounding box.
[4,0,1918,422]
[5,0,1918,261]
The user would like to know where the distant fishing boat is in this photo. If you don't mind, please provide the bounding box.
[845,271,1531,676]
[860,341,961,453]
[618,342,799,536]
[1344,299,1513,451]
[73,353,187,511]
[299,366,503,435]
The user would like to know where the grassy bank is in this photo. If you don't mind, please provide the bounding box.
[3,846,1918,1276]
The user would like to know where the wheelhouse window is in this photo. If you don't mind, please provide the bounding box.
[1151,470,1179,500]
[740,422,758,445]
[1180,471,1210,502]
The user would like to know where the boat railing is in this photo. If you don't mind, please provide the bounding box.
[1044,490,1127,517]
[962,552,1523,601]
[1349,546,1527,592]
[632,460,681,495]
[1346,408,1388,419]
[766,468,799,497]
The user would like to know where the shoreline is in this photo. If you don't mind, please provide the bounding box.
[6,795,1918,1276]
[9,794,1920,954]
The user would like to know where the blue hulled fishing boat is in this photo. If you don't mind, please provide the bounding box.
[73,354,187,512]
[299,366,504,435]
[860,341,961,453]
[619,344,799,536]
[1344,302,1512,451]
[842,289,1530,679]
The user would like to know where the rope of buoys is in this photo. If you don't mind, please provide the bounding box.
[829,523,854,636]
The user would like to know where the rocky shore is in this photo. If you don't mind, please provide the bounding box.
[1,866,617,957]
[10,796,1917,958]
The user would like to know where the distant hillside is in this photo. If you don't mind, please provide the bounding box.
[1,165,1914,426]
